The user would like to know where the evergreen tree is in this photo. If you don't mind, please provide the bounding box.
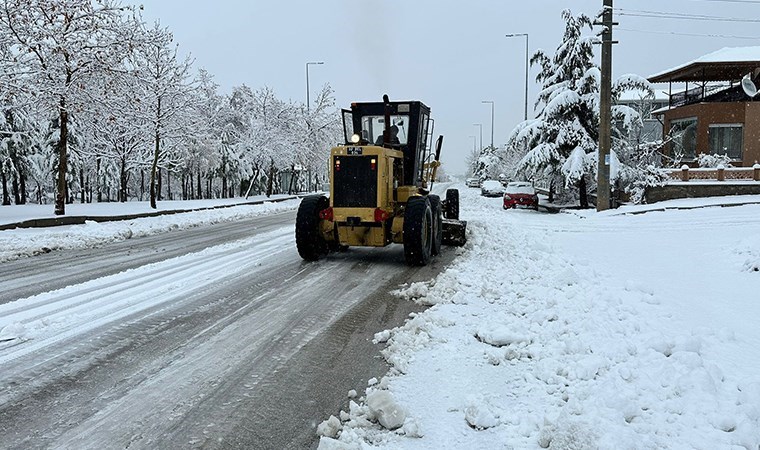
[505,9,651,207]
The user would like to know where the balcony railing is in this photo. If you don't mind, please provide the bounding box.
[670,84,732,108]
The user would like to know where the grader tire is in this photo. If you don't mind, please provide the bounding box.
[403,196,433,266]
[296,195,329,261]
[428,194,443,256]
[444,188,460,220]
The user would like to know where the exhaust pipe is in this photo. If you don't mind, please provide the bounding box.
[383,94,391,146]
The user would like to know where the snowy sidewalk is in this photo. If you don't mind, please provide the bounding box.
[318,189,760,449]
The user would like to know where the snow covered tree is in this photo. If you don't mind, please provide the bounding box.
[0,0,139,214]
[298,84,340,192]
[464,147,481,177]
[0,105,39,205]
[506,10,598,205]
[130,21,196,208]
[80,75,150,203]
[0,2,339,206]
[181,68,222,200]
[505,9,651,207]
[472,145,503,181]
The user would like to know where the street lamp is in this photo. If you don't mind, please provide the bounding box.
[306,61,324,112]
[473,123,483,152]
[505,33,529,121]
[482,100,494,149]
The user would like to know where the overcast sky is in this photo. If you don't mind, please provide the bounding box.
[136,0,760,175]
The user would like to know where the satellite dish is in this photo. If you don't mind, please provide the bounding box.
[742,72,759,98]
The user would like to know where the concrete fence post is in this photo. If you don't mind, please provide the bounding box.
[681,165,690,182]
[717,164,725,181]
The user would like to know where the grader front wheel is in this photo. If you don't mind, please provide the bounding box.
[444,188,459,220]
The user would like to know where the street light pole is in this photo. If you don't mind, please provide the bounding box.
[473,123,483,152]
[482,100,494,149]
[505,33,529,121]
[305,61,324,112]
[469,135,477,153]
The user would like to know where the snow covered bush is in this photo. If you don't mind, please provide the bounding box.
[697,153,734,168]
[616,140,669,204]
[619,164,669,204]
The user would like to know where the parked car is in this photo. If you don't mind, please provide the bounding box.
[481,180,505,197]
[466,177,481,188]
[503,181,539,210]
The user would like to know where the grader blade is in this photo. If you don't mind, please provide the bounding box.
[442,219,467,247]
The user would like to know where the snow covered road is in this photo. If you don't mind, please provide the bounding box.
[0,202,457,449]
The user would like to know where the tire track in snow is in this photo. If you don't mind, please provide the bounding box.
[0,226,294,367]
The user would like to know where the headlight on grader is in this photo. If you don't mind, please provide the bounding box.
[351,133,361,144]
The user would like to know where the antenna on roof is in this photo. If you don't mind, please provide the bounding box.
[742,72,758,98]
[742,68,760,98]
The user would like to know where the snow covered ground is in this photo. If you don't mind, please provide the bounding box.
[2,189,759,449]
[318,188,760,450]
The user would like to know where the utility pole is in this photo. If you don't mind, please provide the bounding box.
[597,0,615,211]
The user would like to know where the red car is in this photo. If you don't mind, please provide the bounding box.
[503,182,539,210]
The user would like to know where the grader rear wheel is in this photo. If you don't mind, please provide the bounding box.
[403,196,433,266]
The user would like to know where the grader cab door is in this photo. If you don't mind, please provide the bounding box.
[341,109,354,144]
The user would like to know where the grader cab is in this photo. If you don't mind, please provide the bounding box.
[296,95,467,266]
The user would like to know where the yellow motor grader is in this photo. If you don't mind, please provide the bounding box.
[295,95,466,266]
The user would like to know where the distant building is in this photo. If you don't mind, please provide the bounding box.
[648,46,760,167]
[617,90,669,146]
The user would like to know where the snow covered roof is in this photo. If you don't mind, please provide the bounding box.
[649,46,760,83]
[651,104,673,116]
[618,90,669,102]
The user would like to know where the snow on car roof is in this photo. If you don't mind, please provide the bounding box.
[505,182,535,194]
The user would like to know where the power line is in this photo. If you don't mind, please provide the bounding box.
[618,27,760,40]
[615,8,760,23]
[688,0,760,3]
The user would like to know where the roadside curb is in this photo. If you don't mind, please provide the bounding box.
[0,196,300,231]
[611,200,760,216]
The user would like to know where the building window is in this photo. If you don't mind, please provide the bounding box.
[708,124,743,160]
[670,117,697,160]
